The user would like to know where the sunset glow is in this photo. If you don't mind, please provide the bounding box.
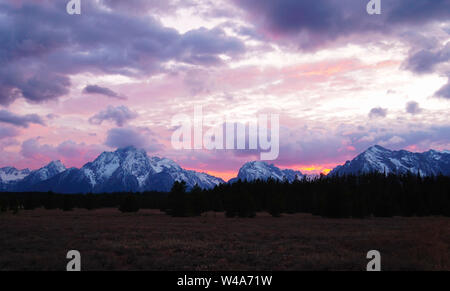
[0,0,449,178]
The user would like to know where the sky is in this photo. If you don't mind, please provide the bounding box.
[0,0,450,180]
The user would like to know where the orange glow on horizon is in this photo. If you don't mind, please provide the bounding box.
[292,164,337,176]
[184,168,237,182]
[186,164,337,181]
[322,169,332,175]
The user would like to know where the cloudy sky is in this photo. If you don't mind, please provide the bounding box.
[0,0,450,180]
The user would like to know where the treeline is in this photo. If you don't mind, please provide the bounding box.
[0,192,167,213]
[1,173,449,219]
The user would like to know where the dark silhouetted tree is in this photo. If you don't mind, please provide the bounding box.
[119,194,140,213]
[167,181,190,217]
[61,195,74,211]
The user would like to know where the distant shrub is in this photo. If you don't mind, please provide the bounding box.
[9,200,19,214]
[61,195,74,211]
[0,199,7,213]
[23,197,39,210]
[83,193,98,210]
[167,181,190,217]
[119,194,140,213]
[43,192,58,210]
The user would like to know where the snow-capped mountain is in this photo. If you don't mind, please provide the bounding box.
[19,161,66,186]
[31,147,224,193]
[229,161,304,183]
[330,145,450,176]
[2,161,66,191]
[0,167,31,188]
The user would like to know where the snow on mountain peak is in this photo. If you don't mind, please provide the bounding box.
[331,145,450,176]
[0,167,31,183]
[22,160,67,184]
[82,147,151,187]
[149,157,181,173]
[70,147,223,192]
[46,160,66,172]
[232,161,303,183]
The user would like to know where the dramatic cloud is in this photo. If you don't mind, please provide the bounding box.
[105,127,150,149]
[0,110,45,128]
[369,107,388,119]
[406,101,423,114]
[89,106,138,127]
[0,1,245,105]
[83,85,126,100]
[232,0,450,49]
[1,0,450,178]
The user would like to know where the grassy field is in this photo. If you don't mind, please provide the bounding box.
[0,208,448,271]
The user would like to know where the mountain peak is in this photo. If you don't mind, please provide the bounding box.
[0,167,31,183]
[232,161,303,183]
[45,160,66,170]
[331,146,450,176]
[366,145,390,153]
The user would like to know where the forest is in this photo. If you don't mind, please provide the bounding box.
[1,173,449,219]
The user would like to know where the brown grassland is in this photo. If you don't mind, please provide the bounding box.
[0,208,449,271]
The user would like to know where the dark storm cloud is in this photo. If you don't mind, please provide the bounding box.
[0,1,245,105]
[89,106,138,127]
[233,0,450,46]
[0,110,46,128]
[83,85,126,100]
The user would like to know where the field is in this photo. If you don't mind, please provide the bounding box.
[0,208,449,271]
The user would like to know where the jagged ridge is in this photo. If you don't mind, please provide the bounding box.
[330,145,450,176]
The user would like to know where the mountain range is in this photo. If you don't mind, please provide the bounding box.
[330,145,450,176]
[229,161,304,183]
[0,145,449,193]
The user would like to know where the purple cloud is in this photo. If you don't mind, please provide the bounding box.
[105,127,148,149]
[83,85,127,100]
[369,107,388,119]
[406,101,423,114]
[89,106,138,127]
[0,110,46,128]
[404,43,450,74]
[232,0,450,49]
[0,1,246,105]
[0,126,19,139]
[435,78,450,99]
[100,0,186,14]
